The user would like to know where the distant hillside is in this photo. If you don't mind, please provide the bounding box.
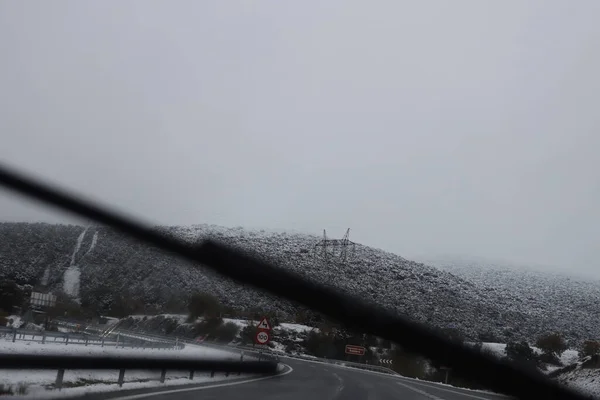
[0,222,596,343]
[421,256,600,343]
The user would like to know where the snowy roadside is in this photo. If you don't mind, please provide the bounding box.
[557,367,600,399]
[0,338,246,398]
[552,356,600,399]
[478,342,579,366]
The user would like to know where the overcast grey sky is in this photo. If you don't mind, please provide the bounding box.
[1,1,599,276]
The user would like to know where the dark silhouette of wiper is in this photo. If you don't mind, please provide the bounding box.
[0,162,586,400]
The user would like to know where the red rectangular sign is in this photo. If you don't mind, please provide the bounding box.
[345,344,366,356]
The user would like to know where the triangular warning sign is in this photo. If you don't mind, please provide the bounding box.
[257,317,271,331]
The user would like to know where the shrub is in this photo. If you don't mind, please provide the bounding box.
[16,383,27,395]
[505,341,536,367]
[188,293,222,321]
[285,342,299,353]
[580,340,600,358]
[537,351,561,366]
[215,322,239,344]
[239,324,257,345]
[193,316,223,339]
[437,327,464,343]
[0,280,24,313]
[0,384,13,396]
[164,320,178,335]
[303,331,332,358]
[0,311,8,327]
[391,347,427,379]
[478,331,499,343]
[536,333,567,357]
[49,291,95,320]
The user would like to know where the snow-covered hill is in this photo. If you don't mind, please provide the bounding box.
[1,222,598,343]
[421,257,600,344]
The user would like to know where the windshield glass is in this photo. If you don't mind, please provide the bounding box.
[1,1,599,399]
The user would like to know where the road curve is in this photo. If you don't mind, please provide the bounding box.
[80,358,513,400]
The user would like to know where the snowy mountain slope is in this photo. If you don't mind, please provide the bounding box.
[0,222,596,343]
[0,223,86,287]
[553,357,600,399]
[422,257,600,343]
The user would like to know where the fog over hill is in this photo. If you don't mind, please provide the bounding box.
[421,256,600,343]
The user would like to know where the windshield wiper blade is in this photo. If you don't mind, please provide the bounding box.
[0,162,588,400]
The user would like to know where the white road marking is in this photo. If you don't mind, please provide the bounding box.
[399,380,496,400]
[110,364,294,400]
[396,381,445,400]
[332,372,345,399]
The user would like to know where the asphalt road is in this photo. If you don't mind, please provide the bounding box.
[84,358,514,400]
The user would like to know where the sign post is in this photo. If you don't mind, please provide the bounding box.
[344,344,366,356]
[255,330,270,345]
[254,316,272,347]
[440,366,451,384]
[257,317,271,331]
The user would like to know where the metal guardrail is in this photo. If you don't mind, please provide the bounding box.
[0,326,180,350]
[101,327,396,375]
[2,323,248,390]
[112,329,280,361]
[102,328,275,361]
[53,363,247,391]
[42,324,280,390]
[48,321,395,375]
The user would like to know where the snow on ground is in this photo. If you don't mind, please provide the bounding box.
[220,319,316,334]
[556,361,600,399]
[104,317,119,325]
[561,349,579,366]
[278,323,316,333]
[478,342,580,365]
[129,314,188,324]
[6,316,22,328]
[0,337,239,397]
[269,341,286,354]
[82,231,98,259]
[62,262,81,300]
[109,331,173,343]
[480,342,506,358]
[222,318,250,329]
[8,373,248,400]
[63,228,86,301]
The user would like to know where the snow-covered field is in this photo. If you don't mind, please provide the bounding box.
[478,342,579,366]
[0,338,243,398]
[219,318,315,333]
[278,323,315,333]
[130,314,188,325]
[6,316,22,329]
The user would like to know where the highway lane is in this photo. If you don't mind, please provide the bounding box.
[83,358,513,400]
